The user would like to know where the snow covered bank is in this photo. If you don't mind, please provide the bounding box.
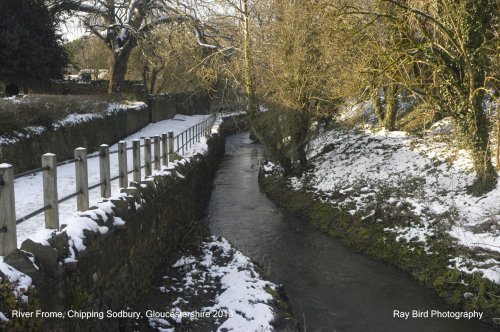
[259,123,500,324]
[286,125,500,285]
[147,237,278,332]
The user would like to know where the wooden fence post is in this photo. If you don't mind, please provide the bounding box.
[162,133,168,166]
[168,131,175,163]
[154,135,161,171]
[75,148,89,211]
[0,164,16,256]
[42,154,59,229]
[100,144,111,198]
[118,141,128,188]
[133,139,141,182]
[144,138,152,177]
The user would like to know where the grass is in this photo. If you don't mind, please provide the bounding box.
[0,94,125,136]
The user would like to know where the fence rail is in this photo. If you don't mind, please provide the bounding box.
[0,115,215,256]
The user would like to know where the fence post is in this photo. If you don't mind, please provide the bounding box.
[190,127,193,148]
[144,138,152,177]
[168,131,175,163]
[133,139,141,182]
[75,147,89,211]
[118,141,128,188]
[0,164,16,256]
[100,145,111,198]
[154,135,161,171]
[42,154,59,229]
[181,132,184,155]
[162,133,168,166]
[176,135,179,156]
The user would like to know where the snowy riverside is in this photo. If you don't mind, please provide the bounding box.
[0,0,499,331]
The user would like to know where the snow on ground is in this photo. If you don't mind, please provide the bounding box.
[0,113,213,319]
[148,236,276,332]
[280,124,500,284]
[12,113,212,246]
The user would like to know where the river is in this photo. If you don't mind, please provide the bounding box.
[206,132,496,332]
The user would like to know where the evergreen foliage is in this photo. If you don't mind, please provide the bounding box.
[0,0,68,89]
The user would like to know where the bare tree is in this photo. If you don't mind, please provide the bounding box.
[52,0,217,93]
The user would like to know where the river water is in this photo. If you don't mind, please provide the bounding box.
[206,133,496,332]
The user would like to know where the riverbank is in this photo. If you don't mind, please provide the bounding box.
[258,124,500,328]
[129,234,297,331]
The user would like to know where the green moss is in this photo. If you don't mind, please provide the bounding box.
[69,283,88,310]
[265,286,300,331]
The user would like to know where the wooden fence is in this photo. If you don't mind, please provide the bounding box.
[0,115,215,256]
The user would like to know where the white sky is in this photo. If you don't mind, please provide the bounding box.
[59,17,88,42]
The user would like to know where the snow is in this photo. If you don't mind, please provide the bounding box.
[2,95,27,104]
[150,237,276,332]
[0,112,215,314]
[283,124,500,284]
[63,217,109,252]
[0,111,223,322]
[0,312,9,322]
[0,257,32,299]
[12,113,213,247]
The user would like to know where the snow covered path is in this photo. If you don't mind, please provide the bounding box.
[14,114,212,246]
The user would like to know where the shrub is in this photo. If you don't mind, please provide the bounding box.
[0,94,125,135]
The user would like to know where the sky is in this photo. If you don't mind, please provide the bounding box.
[59,17,87,41]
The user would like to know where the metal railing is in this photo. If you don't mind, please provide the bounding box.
[0,115,215,256]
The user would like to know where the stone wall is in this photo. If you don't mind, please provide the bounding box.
[174,93,211,115]
[3,133,225,331]
[148,93,212,121]
[148,96,176,122]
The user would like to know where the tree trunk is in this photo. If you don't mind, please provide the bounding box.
[372,89,384,125]
[290,108,311,174]
[496,113,499,170]
[108,40,136,94]
[384,84,398,130]
[150,68,159,95]
[459,97,497,196]
[141,64,149,95]
[242,0,257,117]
